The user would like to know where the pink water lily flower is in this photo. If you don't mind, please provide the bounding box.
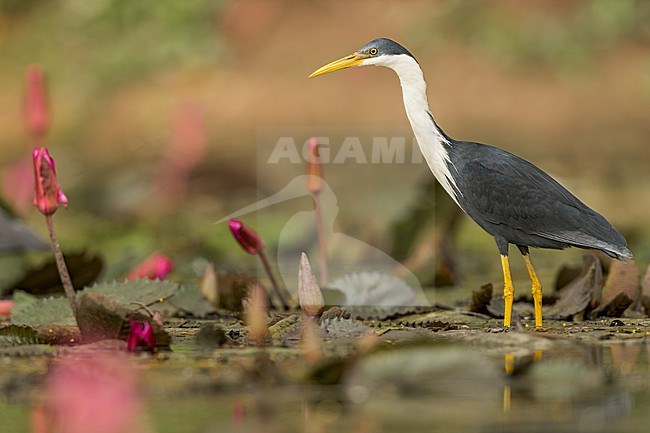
[32,147,68,215]
[127,319,157,353]
[126,252,174,280]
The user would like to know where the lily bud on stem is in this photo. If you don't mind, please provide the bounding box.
[298,252,324,317]
[32,148,76,316]
[306,138,328,285]
[229,218,289,310]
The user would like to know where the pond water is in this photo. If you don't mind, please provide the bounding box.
[152,336,650,433]
[1,319,650,433]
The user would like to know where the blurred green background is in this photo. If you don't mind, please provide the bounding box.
[0,0,649,291]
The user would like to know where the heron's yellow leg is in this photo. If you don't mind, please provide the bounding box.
[522,254,543,328]
[501,255,514,327]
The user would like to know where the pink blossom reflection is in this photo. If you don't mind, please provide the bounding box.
[42,354,150,433]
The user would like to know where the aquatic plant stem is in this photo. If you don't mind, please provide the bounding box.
[45,214,76,315]
[258,250,289,310]
[313,194,328,285]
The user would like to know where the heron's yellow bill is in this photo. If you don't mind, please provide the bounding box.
[309,53,367,78]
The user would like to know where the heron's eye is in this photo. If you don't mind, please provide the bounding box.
[369,48,378,56]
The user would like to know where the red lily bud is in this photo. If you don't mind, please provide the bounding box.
[25,65,48,136]
[126,252,174,280]
[127,319,157,353]
[229,218,265,254]
[32,148,68,215]
[306,138,323,194]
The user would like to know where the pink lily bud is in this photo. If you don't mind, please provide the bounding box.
[127,319,157,353]
[306,138,323,194]
[229,218,265,254]
[25,65,48,136]
[32,148,68,215]
[126,252,174,280]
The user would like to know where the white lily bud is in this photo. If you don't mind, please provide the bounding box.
[298,253,325,317]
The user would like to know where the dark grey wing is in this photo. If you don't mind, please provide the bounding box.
[451,142,631,259]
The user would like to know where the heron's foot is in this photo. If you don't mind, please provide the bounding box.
[486,322,511,333]
[496,318,530,332]
[524,321,546,332]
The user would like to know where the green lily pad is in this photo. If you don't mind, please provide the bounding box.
[11,279,179,326]
[10,293,73,326]
[0,325,43,346]
[86,278,179,305]
[167,284,215,317]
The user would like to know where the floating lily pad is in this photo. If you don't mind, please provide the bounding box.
[0,325,42,346]
[320,317,370,339]
[168,284,215,317]
[3,252,103,297]
[0,207,48,254]
[325,271,428,308]
[86,278,179,305]
[11,279,179,327]
[75,292,171,349]
[10,293,74,326]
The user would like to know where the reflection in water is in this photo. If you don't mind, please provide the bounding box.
[503,350,543,415]
[497,344,644,433]
[610,344,642,374]
[7,339,650,432]
[294,343,644,433]
[36,350,151,433]
[503,383,511,414]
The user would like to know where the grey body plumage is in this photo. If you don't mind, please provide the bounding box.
[445,139,632,260]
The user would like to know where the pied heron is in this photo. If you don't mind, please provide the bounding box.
[309,38,632,328]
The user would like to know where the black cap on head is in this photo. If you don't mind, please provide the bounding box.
[357,38,415,59]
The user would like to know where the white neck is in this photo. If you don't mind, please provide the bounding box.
[365,55,460,205]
